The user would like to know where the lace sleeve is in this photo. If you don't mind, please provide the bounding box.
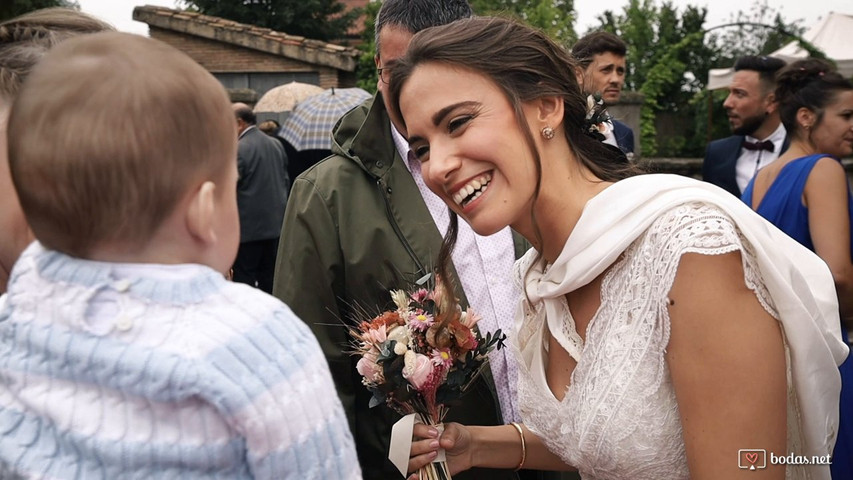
[647,203,779,319]
[646,202,778,319]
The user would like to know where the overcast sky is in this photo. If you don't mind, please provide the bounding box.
[76,0,851,37]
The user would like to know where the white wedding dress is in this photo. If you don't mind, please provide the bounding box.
[513,201,821,480]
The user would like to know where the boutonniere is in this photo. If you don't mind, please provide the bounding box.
[584,93,612,142]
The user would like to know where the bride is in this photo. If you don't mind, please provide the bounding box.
[389,16,847,480]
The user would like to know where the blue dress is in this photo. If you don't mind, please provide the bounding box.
[743,154,853,479]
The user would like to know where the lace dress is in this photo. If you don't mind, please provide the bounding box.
[514,202,806,479]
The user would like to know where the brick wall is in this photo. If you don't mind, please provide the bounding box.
[149,27,344,88]
[150,26,355,88]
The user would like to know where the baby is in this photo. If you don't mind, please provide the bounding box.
[0,32,360,479]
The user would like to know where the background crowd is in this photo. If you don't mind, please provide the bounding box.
[0,1,850,479]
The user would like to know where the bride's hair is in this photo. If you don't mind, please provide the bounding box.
[389,16,641,300]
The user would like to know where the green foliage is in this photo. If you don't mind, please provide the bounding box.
[470,0,577,45]
[355,0,381,94]
[1,0,78,22]
[712,0,806,66]
[593,0,805,157]
[179,0,360,43]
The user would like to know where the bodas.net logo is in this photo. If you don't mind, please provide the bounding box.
[738,449,767,470]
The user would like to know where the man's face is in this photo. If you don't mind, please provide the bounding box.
[375,24,414,134]
[723,70,774,136]
[580,52,626,104]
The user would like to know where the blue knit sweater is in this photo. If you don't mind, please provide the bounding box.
[0,243,361,479]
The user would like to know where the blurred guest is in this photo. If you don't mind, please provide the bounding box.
[704,55,788,196]
[0,7,112,293]
[233,103,289,293]
[571,31,634,156]
[741,58,853,479]
[258,119,281,136]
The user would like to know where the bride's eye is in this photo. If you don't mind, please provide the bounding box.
[412,144,430,162]
[447,115,472,134]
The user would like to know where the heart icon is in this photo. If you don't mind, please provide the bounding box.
[746,452,759,464]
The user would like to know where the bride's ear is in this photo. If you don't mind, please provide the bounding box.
[185,181,218,245]
[535,95,565,130]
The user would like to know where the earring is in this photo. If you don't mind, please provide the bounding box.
[541,126,555,140]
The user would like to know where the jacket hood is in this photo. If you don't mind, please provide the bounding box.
[330,93,398,178]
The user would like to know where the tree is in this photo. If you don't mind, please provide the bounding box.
[713,0,806,67]
[595,0,716,155]
[180,0,361,43]
[593,0,805,157]
[1,0,79,22]
[355,0,381,93]
[470,0,577,46]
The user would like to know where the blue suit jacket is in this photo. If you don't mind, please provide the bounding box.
[703,134,790,197]
[613,119,634,154]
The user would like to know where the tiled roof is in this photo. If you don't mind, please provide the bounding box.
[132,5,360,71]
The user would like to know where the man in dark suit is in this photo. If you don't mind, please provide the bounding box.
[231,103,289,293]
[703,55,788,197]
[572,31,635,156]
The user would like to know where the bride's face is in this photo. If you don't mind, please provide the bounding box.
[400,62,540,237]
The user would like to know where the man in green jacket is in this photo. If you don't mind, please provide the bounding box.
[273,2,562,479]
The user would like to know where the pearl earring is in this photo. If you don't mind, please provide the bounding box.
[541,126,555,140]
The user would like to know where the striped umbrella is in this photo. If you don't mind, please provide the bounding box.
[279,87,372,151]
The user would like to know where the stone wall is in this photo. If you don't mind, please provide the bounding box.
[607,91,643,156]
[644,157,853,184]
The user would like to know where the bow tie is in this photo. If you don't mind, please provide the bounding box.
[742,139,775,152]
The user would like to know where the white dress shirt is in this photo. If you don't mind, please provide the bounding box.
[735,123,786,193]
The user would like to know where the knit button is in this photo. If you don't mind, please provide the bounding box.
[113,279,131,292]
[115,316,133,332]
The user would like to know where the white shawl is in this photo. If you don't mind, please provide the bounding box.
[514,173,848,466]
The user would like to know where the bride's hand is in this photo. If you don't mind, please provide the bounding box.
[407,422,473,480]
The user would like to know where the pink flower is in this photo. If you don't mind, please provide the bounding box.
[402,351,434,390]
[431,349,453,367]
[364,324,387,345]
[408,309,434,331]
[460,309,482,328]
[356,349,383,383]
[410,288,430,303]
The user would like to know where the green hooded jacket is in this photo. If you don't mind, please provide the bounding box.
[273,95,529,480]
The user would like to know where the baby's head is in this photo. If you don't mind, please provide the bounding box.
[8,32,239,273]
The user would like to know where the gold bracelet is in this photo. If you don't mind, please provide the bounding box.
[510,422,526,471]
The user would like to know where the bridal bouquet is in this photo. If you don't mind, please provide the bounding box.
[351,275,506,480]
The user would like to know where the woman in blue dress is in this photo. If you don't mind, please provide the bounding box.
[743,58,853,478]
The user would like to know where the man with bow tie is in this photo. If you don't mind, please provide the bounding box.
[703,55,790,196]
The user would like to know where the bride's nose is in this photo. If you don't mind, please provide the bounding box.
[423,145,462,187]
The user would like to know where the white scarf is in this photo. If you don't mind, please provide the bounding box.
[514,173,847,464]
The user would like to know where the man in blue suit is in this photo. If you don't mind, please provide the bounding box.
[572,32,634,156]
[703,55,788,197]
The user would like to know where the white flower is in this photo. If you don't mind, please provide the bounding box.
[387,325,409,345]
[391,290,410,311]
[394,342,408,355]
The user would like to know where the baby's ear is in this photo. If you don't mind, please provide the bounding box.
[186,181,218,245]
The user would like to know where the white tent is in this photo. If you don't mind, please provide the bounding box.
[707,11,853,90]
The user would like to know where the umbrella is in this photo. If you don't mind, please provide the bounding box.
[254,81,325,112]
[279,87,372,151]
